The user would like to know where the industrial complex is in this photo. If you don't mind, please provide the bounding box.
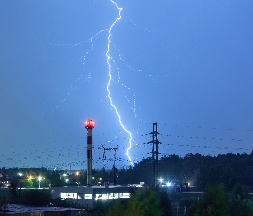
[50,119,134,209]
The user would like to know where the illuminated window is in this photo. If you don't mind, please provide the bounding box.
[85,194,92,199]
[72,193,77,199]
[119,193,130,198]
[102,193,108,200]
[77,193,83,199]
[60,193,67,199]
[95,193,111,200]
[60,193,77,199]
[109,193,118,199]
[95,194,102,200]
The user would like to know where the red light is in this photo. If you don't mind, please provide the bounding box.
[85,119,95,129]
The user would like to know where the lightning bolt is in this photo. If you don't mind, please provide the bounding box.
[106,0,134,167]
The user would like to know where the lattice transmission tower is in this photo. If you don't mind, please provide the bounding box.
[148,123,162,185]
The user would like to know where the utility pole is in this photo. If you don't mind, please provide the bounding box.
[148,123,161,185]
[101,145,118,186]
[112,148,118,186]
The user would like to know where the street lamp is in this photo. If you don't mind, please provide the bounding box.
[38,177,42,189]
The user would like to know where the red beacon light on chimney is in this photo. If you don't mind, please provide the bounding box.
[85,119,95,129]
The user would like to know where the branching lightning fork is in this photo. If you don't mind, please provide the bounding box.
[106,0,134,166]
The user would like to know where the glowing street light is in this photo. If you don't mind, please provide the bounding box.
[159,178,163,184]
[38,177,43,189]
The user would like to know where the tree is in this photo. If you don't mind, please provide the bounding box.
[51,171,63,187]
[230,183,253,216]
[159,191,172,216]
[107,188,162,216]
[77,172,86,186]
[232,183,249,200]
[20,179,33,188]
[187,183,230,216]
[230,195,253,216]
[9,181,18,203]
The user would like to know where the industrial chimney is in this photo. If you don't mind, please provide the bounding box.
[84,119,95,187]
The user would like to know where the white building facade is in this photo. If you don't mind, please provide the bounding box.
[50,186,132,209]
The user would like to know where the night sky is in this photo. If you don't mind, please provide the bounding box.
[1,0,253,170]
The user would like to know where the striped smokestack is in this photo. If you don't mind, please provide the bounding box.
[84,119,95,187]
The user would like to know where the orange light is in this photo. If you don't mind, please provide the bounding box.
[85,119,95,129]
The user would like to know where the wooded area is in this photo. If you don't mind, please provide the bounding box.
[1,151,253,191]
[116,152,253,190]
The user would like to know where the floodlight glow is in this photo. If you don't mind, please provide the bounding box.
[159,178,163,183]
[166,182,172,187]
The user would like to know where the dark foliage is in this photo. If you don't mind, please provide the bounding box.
[20,189,51,206]
[186,183,230,216]
[2,152,253,191]
[116,152,253,191]
[230,195,253,216]
[9,181,18,203]
[230,184,253,216]
[0,193,9,212]
[158,190,172,216]
[51,171,63,187]
[107,188,163,216]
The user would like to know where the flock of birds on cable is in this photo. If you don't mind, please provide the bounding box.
[1,122,252,169]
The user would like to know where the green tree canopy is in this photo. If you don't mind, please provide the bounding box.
[187,183,230,216]
[107,188,162,216]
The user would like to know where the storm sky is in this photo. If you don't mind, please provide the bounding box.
[1,0,253,170]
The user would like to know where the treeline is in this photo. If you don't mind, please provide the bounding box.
[116,152,253,190]
[108,184,253,216]
[1,151,253,190]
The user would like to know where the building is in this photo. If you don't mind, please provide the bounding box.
[50,185,133,209]
[49,119,136,209]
